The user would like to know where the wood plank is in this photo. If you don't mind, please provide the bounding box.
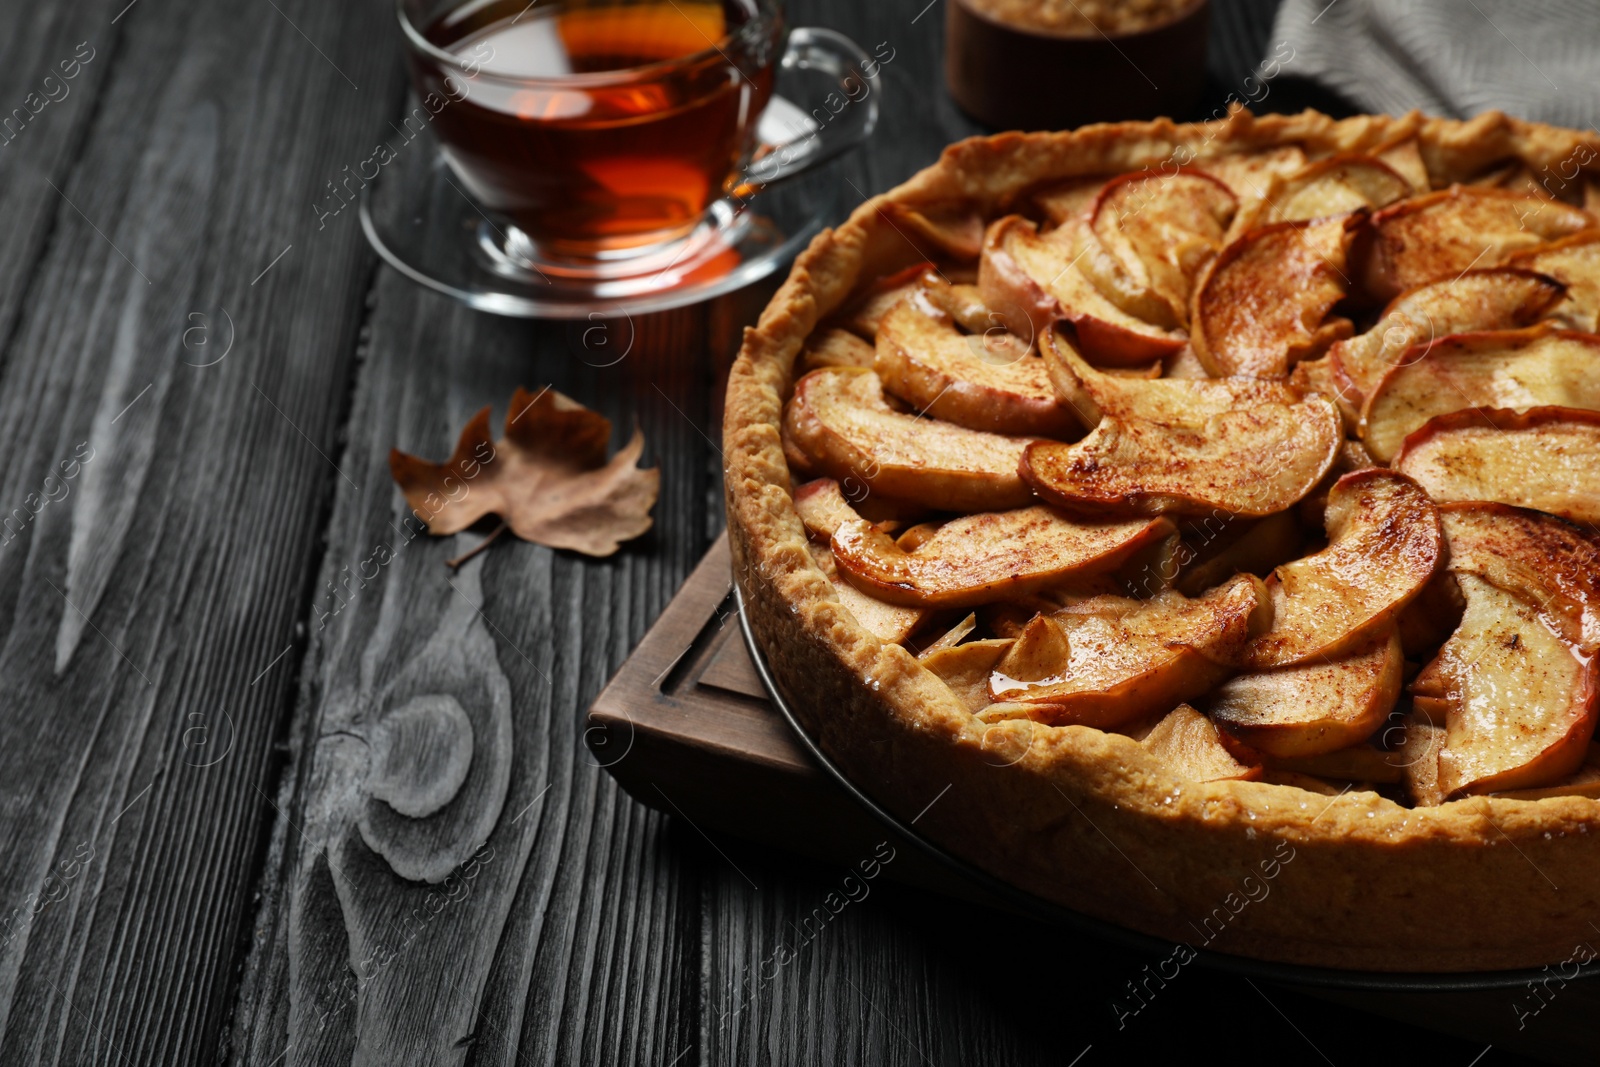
[0,0,409,1061]
[0,0,124,378]
[230,253,736,1063]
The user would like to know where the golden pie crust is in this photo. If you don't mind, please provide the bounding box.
[724,109,1600,972]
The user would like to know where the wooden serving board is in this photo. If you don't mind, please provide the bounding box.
[588,534,1598,1066]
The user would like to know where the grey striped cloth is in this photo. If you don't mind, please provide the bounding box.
[1268,0,1600,128]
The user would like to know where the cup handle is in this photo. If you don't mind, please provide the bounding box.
[731,27,884,199]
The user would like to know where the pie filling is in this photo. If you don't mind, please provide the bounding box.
[780,137,1600,808]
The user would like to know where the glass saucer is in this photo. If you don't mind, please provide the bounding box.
[359,97,839,320]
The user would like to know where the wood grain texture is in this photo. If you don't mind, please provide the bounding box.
[0,0,407,1061]
[232,268,722,1066]
[0,0,121,384]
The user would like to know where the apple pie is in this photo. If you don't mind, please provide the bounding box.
[725,109,1600,971]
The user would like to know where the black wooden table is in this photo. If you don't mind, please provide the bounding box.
[0,0,1551,1063]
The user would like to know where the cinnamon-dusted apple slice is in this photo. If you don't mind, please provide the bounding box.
[793,477,877,541]
[1138,705,1261,783]
[1436,502,1600,648]
[1077,170,1237,328]
[1197,145,1308,203]
[1210,628,1404,757]
[1328,268,1565,407]
[793,479,929,643]
[982,575,1269,729]
[1508,229,1600,331]
[1040,324,1314,428]
[894,520,942,552]
[1244,469,1443,669]
[1413,574,1598,798]
[1410,503,1600,797]
[1359,326,1600,461]
[1020,394,1341,519]
[809,544,927,645]
[830,507,1176,611]
[1394,406,1600,525]
[978,215,1185,366]
[783,367,1037,511]
[1495,744,1600,800]
[1359,186,1594,302]
[1229,156,1411,238]
[872,290,1079,437]
[1190,214,1358,377]
[834,261,936,339]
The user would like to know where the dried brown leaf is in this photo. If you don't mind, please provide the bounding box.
[389,386,658,558]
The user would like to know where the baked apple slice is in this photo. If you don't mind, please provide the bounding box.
[1244,469,1443,669]
[830,507,1176,610]
[1359,326,1600,461]
[872,290,1079,437]
[1137,705,1261,782]
[834,261,936,339]
[922,638,1015,712]
[792,477,920,540]
[1508,228,1600,331]
[793,479,929,643]
[919,274,1005,334]
[1413,574,1598,797]
[1436,502,1600,648]
[1359,186,1594,301]
[783,367,1037,511]
[1031,175,1107,227]
[1328,268,1566,408]
[1409,504,1600,798]
[1398,716,1449,807]
[877,202,984,262]
[982,575,1269,729]
[1196,145,1308,203]
[1190,214,1358,377]
[1496,743,1600,800]
[1210,628,1404,757]
[1077,170,1237,329]
[1229,156,1411,237]
[1374,135,1430,194]
[798,327,877,374]
[1394,406,1600,525]
[1020,392,1342,518]
[978,215,1185,366]
[809,544,927,645]
[793,477,867,540]
[1039,322,1299,428]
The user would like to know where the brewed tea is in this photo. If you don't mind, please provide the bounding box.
[413,0,777,254]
